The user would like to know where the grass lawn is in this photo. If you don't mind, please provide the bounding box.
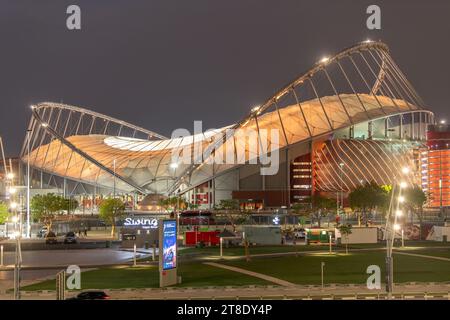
[399,247,450,259]
[178,241,450,258]
[179,244,330,257]
[23,245,450,291]
[223,250,450,285]
[22,262,270,291]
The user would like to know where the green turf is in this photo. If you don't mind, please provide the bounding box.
[179,245,330,257]
[178,241,450,257]
[398,247,450,259]
[223,250,450,285]
[23,244,450,291]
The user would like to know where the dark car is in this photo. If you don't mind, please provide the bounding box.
[64,231,78,244]
[45,231,58,244]
[68,291,110,300]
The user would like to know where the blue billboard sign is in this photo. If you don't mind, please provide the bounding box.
[162,220,177,270]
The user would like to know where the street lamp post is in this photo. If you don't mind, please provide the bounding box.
[340,163,344,215]
[11,203,22,300]
[385,176,407,298]
[113,159,116,198]
[26,129,31,238]
[439,149,443,217]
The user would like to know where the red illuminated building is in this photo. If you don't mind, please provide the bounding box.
[421,124,450,208]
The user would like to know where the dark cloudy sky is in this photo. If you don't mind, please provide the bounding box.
[0,0,449,156]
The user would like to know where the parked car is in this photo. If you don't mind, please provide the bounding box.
[45,231,58,244]
[294,228,306,239]
[67,291,110,300]
[37,226,48,238]
[64,231,77,244]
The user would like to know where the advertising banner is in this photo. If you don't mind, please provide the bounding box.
[162,220,177,270]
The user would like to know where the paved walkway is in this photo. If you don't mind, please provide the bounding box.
[204,262,297,287]
[4,283,450,300]
[394,251,450,262]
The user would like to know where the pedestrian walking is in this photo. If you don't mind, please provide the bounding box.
[84,227,87,237]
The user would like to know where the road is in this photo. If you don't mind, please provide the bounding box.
[0,248,143,293]
[3,283,450,300]
[1,248,139,268]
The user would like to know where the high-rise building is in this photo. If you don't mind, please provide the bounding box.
[421,124,450,208]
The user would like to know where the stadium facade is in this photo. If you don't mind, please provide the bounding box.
[20,41,436,210]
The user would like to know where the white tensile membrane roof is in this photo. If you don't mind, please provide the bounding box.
[25,93,417,194]
[103,127,228,152]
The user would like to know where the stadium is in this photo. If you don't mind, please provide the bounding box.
[20,41,435,211]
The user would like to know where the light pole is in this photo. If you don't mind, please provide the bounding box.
[11,202,22,300]
[340,163,344,215]
[385,178,407,298]
[113,159,116,198]
[439,149,443,217]
[26,129,31,238]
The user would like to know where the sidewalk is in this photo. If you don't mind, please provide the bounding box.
[204,262,297,287]
[5,282,450,300]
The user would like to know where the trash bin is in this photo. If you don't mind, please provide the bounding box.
[105,240,111,248]
[145,241,149,249]
[443,235,448,243]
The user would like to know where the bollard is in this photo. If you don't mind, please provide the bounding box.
[0,245,3,266]
[329,234,332,254]
[133,244,137,267]
[152,244,156,261]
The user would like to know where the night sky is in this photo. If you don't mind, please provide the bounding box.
[0,0,449,156]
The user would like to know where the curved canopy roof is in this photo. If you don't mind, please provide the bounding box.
[21,41,430,194]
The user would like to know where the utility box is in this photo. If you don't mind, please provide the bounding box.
[242,226,282,245]
[121,227,158,248]
[427,226,450,242]
[306,228,331,244]
[335,227,378,244]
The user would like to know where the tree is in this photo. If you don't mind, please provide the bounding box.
[31,193,66,230]
[338,223,353,254]
[291,202,309,227]
[0,202,9,224]
[158,196,187,212]
[99,198,126,238]
[217,199,239,211]
[217,199,240,231]
[62,198,79,214]
[188,203,199,210]
[348,182,388,226]
[403,185,427,239]
[311,194,335,227]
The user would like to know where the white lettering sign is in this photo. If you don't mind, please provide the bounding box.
[124,217,158,228]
